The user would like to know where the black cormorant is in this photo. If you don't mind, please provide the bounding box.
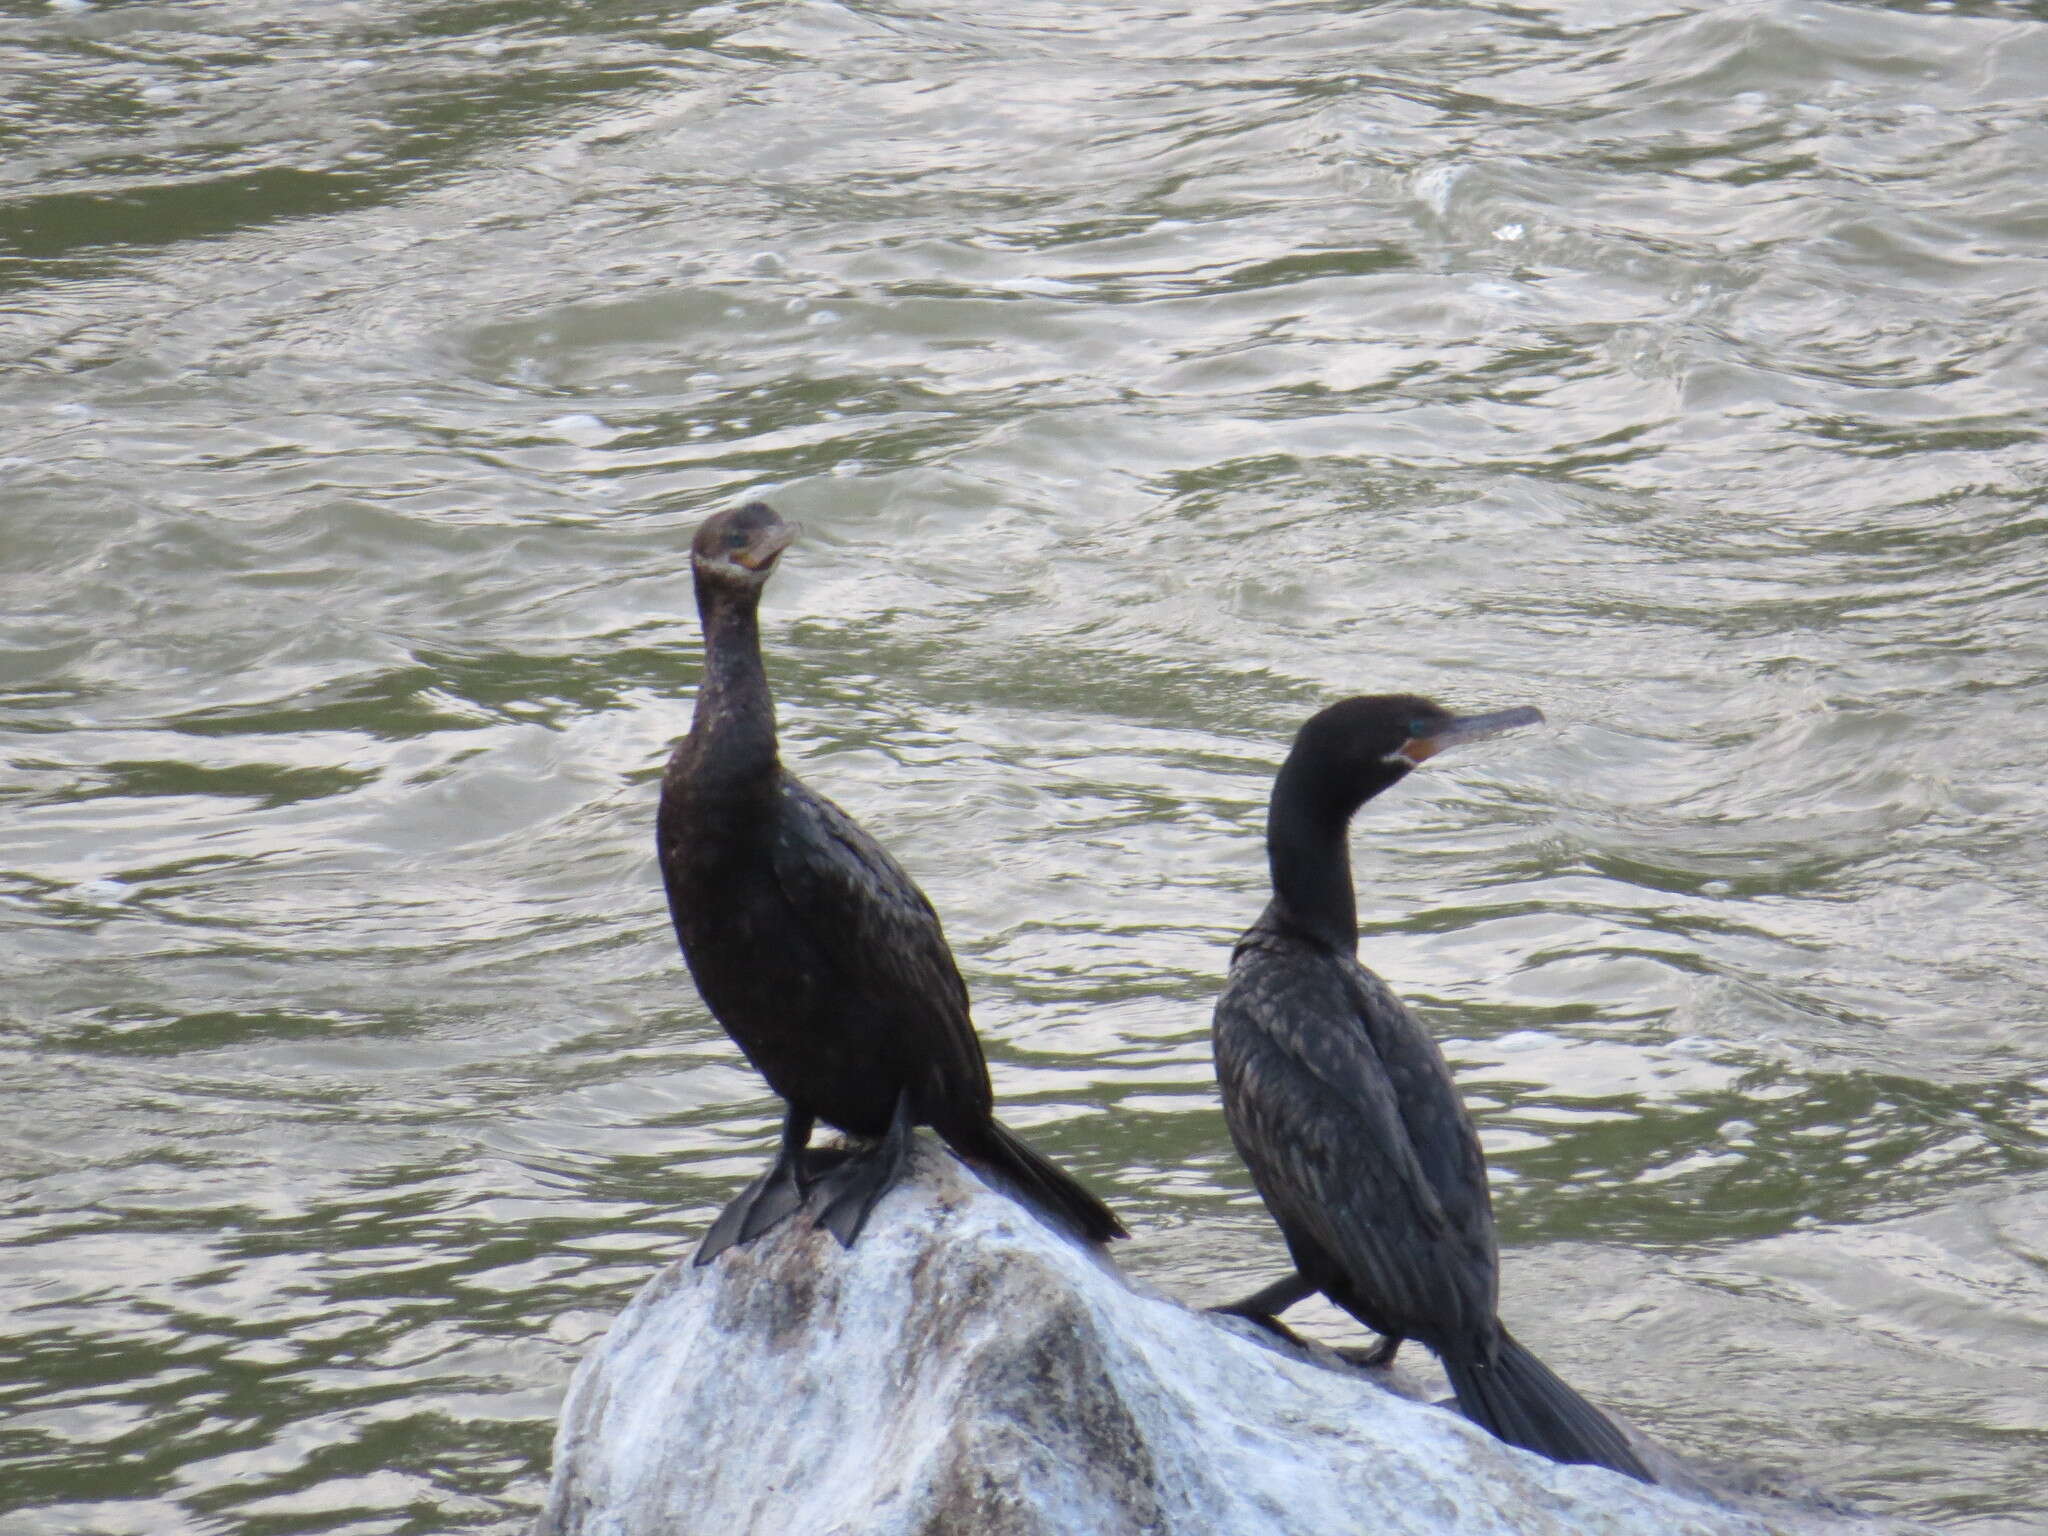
[659,501,1126,1263]
[1211,694,1650,1481]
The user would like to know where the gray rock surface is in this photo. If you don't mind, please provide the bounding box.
[537,1143,1917,1536]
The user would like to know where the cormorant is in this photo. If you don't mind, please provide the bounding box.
[1211,694,1650,1482]
[659,501,1126,1263]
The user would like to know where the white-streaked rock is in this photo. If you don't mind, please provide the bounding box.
[537,1144,1918,1536]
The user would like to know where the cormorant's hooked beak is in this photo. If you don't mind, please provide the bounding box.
[734,521,800,571]
[1391,705,1545,767]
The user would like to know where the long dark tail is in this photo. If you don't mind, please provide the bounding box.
[954,1116,1127,1244]
[1442,1330,1652,1483]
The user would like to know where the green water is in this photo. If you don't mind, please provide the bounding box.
[3,0,2045,1530]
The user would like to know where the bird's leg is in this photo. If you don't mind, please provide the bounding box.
[1209,1272,1401,1365]
[738,1105,821,1243]
[814,1090,916,1248]
[694,1106,816,1265]
[1209,1270,1315,1330]
[1338,1335,1402,1368]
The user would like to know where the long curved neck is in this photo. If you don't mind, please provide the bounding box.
[687,569,778,788]
[1264,756,1365,952]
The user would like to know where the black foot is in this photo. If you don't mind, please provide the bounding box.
[694,1161,801,1266]
[1211,1271,1315,1323]
[695,1106,829,1266]
[812,1092,915,1248]
[1207,1272,1399,1367]
[1338,1335,1402,1368]
[1211,1306,1322,1350]
[1209,1272,1315,1348]
[1213,1311,1401,1368]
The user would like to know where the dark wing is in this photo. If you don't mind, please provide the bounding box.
[766,772,991,1109]
[1213,943,1497,1342]
[1345,963,1496,1243]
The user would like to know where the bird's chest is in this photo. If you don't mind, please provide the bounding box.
[658,791,801,970]
[666,832,783,943]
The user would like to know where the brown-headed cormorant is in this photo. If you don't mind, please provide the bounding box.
[1212,694,1650,1481]
[659,501,1125,1262]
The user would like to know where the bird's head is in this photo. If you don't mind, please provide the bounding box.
[1284,693,1545,814]
[692,501,799,589]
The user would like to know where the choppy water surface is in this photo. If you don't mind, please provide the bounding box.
[4,0,2046,1530]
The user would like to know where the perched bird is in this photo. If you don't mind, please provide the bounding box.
[1211,694,1650,1481]
[659,501,1125,1263]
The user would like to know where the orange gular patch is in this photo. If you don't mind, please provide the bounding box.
[733,523,799,570]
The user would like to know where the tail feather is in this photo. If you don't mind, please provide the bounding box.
[958,1117,1127,1244]
[1443,1330,1652,1483]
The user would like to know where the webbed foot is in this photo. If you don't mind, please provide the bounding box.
[695,1106,821,1266]
[695,1161,802,1265]
[1207,1273,1399,1366]
[1208,1270,1315,1334]
[1338,1335,1402,1368]
[812,1091,915,1248]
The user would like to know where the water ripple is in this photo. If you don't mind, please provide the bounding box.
[6,0,2048,1530]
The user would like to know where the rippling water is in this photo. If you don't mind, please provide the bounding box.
[4,0,2046,1530]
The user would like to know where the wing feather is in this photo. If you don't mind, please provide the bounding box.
[1214,942,1497,1340]
[766,774,988,1104]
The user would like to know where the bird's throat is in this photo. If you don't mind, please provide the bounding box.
[1265,793,1360,953]
[688,574,780,791]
